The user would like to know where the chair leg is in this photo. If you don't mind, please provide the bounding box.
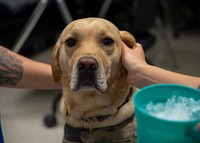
[56,0,73,24]
[12,0,73,53]
[98,0,113,17]
[12,0,49,53]
[44,93,62,127]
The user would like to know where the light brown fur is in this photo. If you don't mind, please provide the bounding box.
[51,18,136,129]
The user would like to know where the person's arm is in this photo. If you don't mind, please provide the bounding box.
[0,45,60,89]
[122,43,200,132]
[121,43,200,89]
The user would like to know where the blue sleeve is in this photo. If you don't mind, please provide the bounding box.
[0,111,4,143]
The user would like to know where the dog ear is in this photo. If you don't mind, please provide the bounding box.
[120,31,136,49]
[51,39,62,82]
[119,31,136,79]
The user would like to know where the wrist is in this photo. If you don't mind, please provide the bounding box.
[127,63,150,88]
[131,63,149,75]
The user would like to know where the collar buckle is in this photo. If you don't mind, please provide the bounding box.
[83,115,110,123]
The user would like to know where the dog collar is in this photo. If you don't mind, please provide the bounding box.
[63,116,134,142]
[82,87,133,123]
[82,114,110,123]
[64,87,133,123]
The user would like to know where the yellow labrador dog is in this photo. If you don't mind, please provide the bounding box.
[52,17,136,143]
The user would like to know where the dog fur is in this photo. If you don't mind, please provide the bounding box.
[51,17,136,130]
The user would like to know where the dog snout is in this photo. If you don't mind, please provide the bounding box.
[72,56,107,92]
[78,57,98,71]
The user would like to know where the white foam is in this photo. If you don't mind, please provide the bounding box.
[146,95,200,121]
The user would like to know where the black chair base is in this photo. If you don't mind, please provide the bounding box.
[43,93,61,127]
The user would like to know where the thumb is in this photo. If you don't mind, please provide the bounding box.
[121,41,133,57]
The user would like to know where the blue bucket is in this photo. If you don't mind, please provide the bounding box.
[133,84,200,143]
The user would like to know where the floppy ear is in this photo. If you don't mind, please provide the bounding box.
[51,39,62,82]
[120,31,136,49]
[118,31,136,79]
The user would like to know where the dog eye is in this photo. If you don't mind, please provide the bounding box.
[65,38,76,47]
[102,38,114,46]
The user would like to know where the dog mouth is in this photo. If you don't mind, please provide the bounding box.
[71,56,107,92]
[76,69,99,91]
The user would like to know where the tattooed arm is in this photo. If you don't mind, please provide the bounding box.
[0,45,60,89]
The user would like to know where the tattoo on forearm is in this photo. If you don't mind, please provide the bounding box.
[0,47,23,86]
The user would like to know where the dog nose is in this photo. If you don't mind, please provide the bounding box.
[78,57,98,71]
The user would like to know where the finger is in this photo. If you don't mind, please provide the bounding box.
[135,43,143,49]
[134,43,145,53]
[121,41,131,55]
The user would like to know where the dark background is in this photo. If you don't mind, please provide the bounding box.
[0,0,200,57]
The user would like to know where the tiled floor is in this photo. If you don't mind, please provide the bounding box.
[0,26,200,143]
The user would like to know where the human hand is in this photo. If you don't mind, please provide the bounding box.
[121,42,148,87]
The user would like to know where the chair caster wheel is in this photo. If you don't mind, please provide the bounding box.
[44,114,57,127]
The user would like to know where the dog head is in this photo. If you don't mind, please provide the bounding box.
[52,18,135,93]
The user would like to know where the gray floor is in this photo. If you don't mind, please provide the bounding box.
[0,27,200,143]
